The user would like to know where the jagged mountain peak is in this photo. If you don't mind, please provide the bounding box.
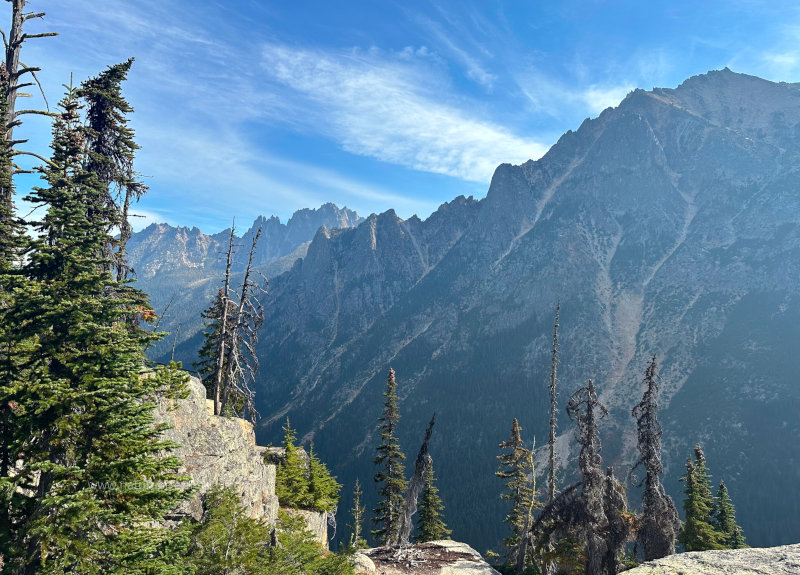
[241,70,800,552]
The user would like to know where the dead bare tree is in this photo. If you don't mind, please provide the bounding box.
[218,226,266,421]
[395,413,435,546]
[0,0,56,266]
[547,301,560,504]
[515,439,539,574]
[630,355,680,561]
[198,223,267,421]
[211,224,236,415]
[601,467,632,575]
[567,379,609,575]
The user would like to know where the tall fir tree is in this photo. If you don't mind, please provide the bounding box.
[415,459,451,543]
[496,418,535,565]
[372,367,407,546]
[630,356,680,560]
[714,481,746,549]
[1,86,190,574]
[77,58,147,280]
[349,479,367,550]
[678,445,724,552]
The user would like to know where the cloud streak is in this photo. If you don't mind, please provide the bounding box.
[260,44,546,183]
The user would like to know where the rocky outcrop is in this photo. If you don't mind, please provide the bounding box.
[153,376,279,525]
[352,541,499,574]
[153,378,330,548]
[625,544,800,574]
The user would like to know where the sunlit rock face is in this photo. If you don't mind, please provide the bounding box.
[153,376,279,525]
[625,543,800,575]
[353,541,500,575]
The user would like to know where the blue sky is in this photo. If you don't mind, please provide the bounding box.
[13,1,800,232]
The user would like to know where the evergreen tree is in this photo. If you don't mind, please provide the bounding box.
[496,418,534,564]
[1,86,190,574]
[349,479,367,550]
[372,367,406,546]
[678,446,724,551]
[307,443,341,514]
[714,481,746,549]
[190,485,271,575]
[77,59,147,280]
[194,288,230,394]
[268,511,355,575]
[566,379,611,575]
[415,459,451,543]
[276,418,310,509]
[630,356,680,560]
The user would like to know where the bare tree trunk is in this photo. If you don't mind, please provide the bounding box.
[515,441,538,574]
[396,414,435,546]
[213,224,235,415]
[0,0,56,230]
[219,227,263,419]
[547,301,559,503]
[4,0,24,152]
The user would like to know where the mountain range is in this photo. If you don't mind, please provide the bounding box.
[136,69,800,552]
[128,203,362,360]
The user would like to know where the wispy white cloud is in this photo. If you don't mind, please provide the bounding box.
[516,70,634,119]
[260,43,546,183]
[416,17,497,89]
[580,84,635,114]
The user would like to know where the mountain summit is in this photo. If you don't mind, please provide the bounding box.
[223,70,800,550]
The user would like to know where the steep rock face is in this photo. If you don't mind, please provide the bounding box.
[626,544,800,574]
[257,196,480,431]
[154,379,331,548]
[245,70,800,550]
[153,376,279,524]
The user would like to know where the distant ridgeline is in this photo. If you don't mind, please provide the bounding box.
[128,203,362,361]
[144,69,800,553]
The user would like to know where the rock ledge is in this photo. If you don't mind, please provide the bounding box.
[353,540,499,574]
[626,543,800,575]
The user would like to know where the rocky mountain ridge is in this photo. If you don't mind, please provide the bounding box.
[128,202,362,278]
[153,69,800,552]
[130,203,362,360]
